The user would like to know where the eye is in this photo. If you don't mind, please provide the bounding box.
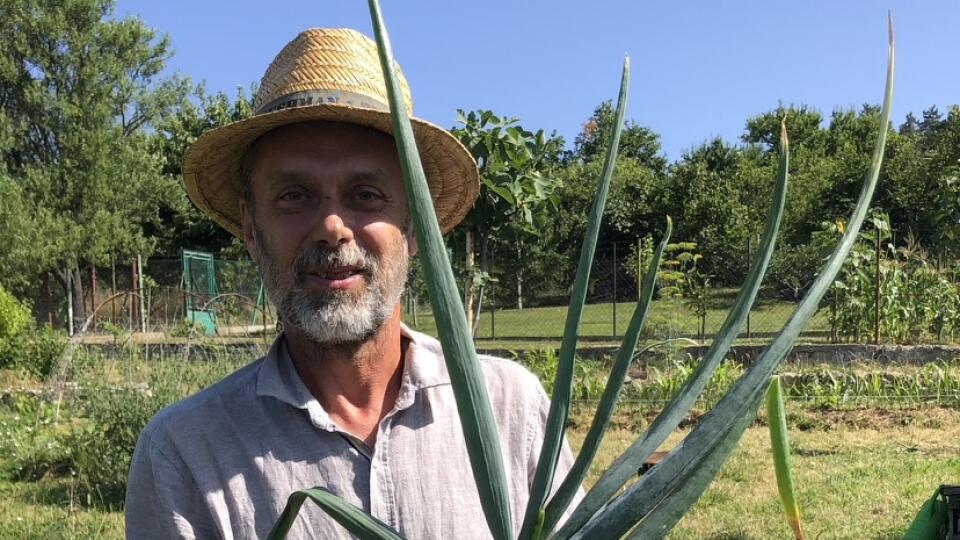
[277,189,306,202]
[352,187,386,206]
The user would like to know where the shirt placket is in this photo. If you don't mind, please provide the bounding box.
[369,380,417,531]
[369,407,400,528]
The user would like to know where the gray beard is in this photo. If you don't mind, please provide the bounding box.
[255,228,408,347]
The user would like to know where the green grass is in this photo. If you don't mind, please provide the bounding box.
[0,478,122,539]
[405,289,832,342]
[567,407,960,539]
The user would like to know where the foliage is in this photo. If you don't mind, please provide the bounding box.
[68,382,169,506]
[9,325,67,379]
[663,138,757,283]
[831,212,960,343]
[656,242,705,299]
[767,243,823,301]
[570,100,668,174]
[631,240,710,337]
[0,286,31,351]
[0,0,192,323]
[453,109,564,237]
[766,222,842,302]
[449,109,565,319]
[0,285,65,378]
[882,106,960,257]
[765,377,805,540]
[151,87,254,257]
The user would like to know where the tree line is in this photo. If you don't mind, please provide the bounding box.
[1,0,957,326]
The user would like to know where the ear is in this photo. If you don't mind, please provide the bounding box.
[406,224,418,257]
[240,200,259,264]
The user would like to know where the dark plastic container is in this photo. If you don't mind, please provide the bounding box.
[944,485,960,540]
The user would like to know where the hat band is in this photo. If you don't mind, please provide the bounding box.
[257,90,389,114]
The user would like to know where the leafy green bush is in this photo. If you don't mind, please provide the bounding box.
[11,325,68,378]
[67,353,241,507]
[0,394,75,482]
[68,385,161,506]
[0,285,32,367]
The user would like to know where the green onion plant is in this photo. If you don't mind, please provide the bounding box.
[268,4,895,538]
[766,376,805,540]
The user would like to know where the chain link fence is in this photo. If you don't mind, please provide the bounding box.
[405,240,960,346]
[27,241,960,346]
[32,258,274,339]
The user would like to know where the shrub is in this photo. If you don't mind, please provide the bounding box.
[0,285,32,367]
[68,386,158,506]
[767,243,824,301]
[12,325,68,379]
[67,354,238,507]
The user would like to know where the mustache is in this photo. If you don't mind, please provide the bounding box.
[291,243,377,276]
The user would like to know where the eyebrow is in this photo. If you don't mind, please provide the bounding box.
[265,170,313,191]
[266,169,390,188]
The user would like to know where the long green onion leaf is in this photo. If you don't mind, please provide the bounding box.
[623,406,754,539]
[266,487,402,540]
[518,56,630,540]
[368,1,512,538]
[767,376,805,540]
[579,18,894,539]
[557,116,791,539]
[541,216,671,535]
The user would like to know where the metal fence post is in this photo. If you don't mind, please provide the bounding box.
[746,235,752,339]
[612,242,618,338]
[874,231,881,345]
[490,290,496,339]
[637,238,643,301]
[66,265,74,337]
[138,254,146,333]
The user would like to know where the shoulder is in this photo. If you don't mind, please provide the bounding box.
[405,326,547,405]
[477,352,545,399]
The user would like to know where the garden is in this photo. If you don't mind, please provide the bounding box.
[1,340,959,538]
[2,1,960,538]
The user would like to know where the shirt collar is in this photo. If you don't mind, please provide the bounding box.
[255,323,452,426]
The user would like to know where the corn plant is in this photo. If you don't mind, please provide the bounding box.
[268,3,895,538]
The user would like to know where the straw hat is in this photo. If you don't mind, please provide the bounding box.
[182,28,480,237]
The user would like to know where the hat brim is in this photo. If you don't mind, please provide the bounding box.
[182,104,480,238]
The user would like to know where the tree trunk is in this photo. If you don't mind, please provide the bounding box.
[515,243,523,310]
[471,237,492,337]
[58,260,87,330]
[464,230,475,329]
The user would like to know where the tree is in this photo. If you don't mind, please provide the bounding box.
[662,138,757,283]
[882,105,960,257]
[571,100,667,173]
[150,86,254,258]
[450,110,563,323]
[0,0,190,326]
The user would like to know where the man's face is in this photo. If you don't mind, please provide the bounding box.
[240,121,413,346]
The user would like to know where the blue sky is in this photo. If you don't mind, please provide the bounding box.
[115,1,959,161]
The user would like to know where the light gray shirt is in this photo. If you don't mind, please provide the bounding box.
[125,325,581,539]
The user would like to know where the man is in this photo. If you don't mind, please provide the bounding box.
[126,28,580,539]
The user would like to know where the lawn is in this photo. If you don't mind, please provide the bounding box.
[405,289,832,343]
[567,407,960,539]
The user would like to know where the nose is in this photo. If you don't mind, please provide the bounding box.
[311,206,354,247]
